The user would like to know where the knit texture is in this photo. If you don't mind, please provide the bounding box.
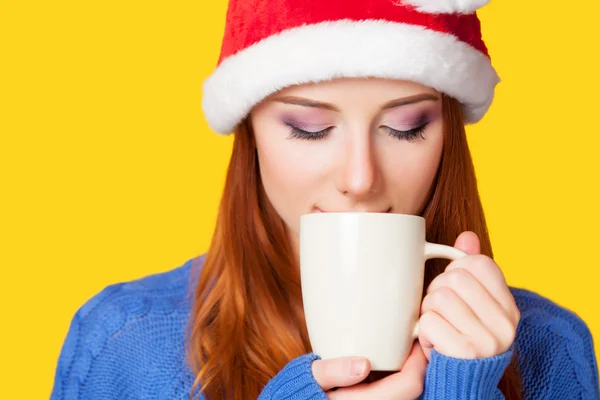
[51,255,600,399]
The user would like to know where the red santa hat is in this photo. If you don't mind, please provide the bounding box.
[202,0,499,135]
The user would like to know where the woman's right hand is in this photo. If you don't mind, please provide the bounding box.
[311,342,428,399]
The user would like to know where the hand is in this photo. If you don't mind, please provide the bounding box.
[418,231,520,360]
[311,342,428,399]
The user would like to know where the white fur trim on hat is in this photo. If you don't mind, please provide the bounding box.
[401,0,490,14]
[202,19,499,135]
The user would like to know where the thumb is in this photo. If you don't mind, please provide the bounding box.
[312,357,371,391]
[453,231,481,255]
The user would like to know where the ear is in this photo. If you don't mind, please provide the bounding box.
[401,0,490,14]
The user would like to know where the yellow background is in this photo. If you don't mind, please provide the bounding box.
[2,0,599,397]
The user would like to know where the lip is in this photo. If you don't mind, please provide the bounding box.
[315,207,392,213]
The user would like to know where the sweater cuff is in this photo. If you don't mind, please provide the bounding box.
[423,346,513,399]
[258,353,328,400]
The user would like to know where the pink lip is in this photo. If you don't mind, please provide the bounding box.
[315,207,391,213]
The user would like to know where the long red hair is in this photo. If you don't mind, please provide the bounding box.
[187,95,522,399]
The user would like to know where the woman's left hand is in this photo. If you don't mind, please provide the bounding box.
[418,231,521,360]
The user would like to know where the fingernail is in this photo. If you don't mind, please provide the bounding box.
[350,358,367,376]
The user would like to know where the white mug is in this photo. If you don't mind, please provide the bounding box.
[299,212,467,371]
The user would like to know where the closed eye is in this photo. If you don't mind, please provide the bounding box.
[381,123,428,142]
[285,122,429,141]
[285,123,333,140]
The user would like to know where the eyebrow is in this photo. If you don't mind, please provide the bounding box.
[272,93,440,112]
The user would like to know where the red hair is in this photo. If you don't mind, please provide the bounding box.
[187,95,522,399]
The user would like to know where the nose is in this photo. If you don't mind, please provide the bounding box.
[335,136,381,198]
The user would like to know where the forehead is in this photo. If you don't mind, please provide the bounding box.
[253,77,441,117]
[271,77,439,99]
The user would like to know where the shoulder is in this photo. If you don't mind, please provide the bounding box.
[51,254,207,400]
[71,254,204,329]
[509,287,599,398]
[510,287,594,340]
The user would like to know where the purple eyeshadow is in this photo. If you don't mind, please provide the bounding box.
[281,116,331,131]
[386,111,433,130]
[280,107,438,132]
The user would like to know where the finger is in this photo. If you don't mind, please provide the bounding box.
[453,231,481,255]
[421,287,509,357]
[328,343,427,400]
[426,268,519,339]
[421,286,492,339]
[444,255,519,323]
[418,310,474,359]
[312,357,370,391]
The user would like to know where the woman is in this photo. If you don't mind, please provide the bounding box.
[51,0,599,399]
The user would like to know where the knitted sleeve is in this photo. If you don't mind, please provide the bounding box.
[258,353,328,400]
[260,289,599,400]
[420,288,600,399]
[421,347,512,399]
[259,349,512,400]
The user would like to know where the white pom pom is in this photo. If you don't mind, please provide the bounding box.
[401,0,490,14]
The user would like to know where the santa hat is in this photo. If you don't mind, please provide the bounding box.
[202,0,499,135]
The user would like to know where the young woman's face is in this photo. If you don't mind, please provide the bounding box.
[250,77,444,252]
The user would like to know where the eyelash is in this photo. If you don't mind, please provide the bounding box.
[286,124,333,140]
[286,123,429,142]
[382,124,428,142]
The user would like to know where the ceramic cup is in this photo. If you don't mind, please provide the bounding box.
[299,212,467,371]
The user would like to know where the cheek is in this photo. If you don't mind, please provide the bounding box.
[258,145,306,200]
[255,135,329,235]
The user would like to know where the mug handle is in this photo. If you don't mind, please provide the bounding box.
[412,242,468,339]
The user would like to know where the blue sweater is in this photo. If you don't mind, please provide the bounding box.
[51,255,599,399]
